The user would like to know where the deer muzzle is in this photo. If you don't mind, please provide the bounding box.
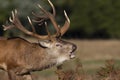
[70,44,77,59]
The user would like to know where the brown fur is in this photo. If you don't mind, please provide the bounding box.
[0,37,76,80]
[0,38,54,70]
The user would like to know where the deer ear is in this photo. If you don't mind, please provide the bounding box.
[39,40,52,48]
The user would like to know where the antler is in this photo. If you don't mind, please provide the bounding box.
[3,0,70,40]
[60,10,70,36]
[33,0,70,37]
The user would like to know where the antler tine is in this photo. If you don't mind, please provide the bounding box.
[60,10,70,36]
[2,10,16,31]
[44,22,52,40]
[27,16,36,33]
[48,0,56,16]
[2,25,14,31]
[32,11,48,25]
[64,10,70,23]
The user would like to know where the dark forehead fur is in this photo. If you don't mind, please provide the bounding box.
[57,39,73,44]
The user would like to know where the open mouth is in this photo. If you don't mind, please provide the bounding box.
[70,54,75,59]
[69,45,77,59]
[69,51,75,59]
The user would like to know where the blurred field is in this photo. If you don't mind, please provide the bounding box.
[0,39,120,80]
[71,39,120,74]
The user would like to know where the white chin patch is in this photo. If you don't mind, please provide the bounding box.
[56,56,69,65]
[70,54,75,59]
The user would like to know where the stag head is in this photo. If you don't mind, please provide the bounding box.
[3,0,77,65]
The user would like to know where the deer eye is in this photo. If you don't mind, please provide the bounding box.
[56,43,62,47]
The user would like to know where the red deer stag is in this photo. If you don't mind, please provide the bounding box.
[0,0,77,80]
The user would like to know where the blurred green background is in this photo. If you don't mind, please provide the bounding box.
[1,0,120,39]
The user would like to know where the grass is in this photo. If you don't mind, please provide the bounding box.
[1,39,120,80]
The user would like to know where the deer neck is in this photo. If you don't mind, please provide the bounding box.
[31,48,57,71]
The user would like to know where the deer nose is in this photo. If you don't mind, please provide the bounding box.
[72,44,77,52]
